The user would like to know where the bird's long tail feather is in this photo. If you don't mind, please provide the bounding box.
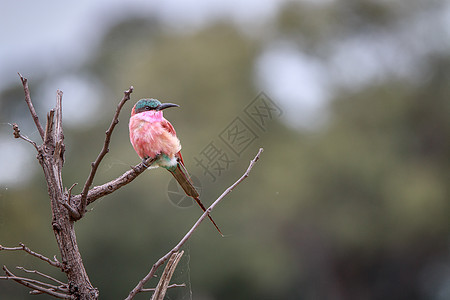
[169,162,223,236]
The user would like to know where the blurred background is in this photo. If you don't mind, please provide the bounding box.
[1,0,450,299]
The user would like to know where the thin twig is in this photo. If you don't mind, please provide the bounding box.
[16,266,66,286]
[78,86,134,218]
[59,200,80,219]
[125,148,263,300]
[2,266,72,299]
[8,270,68,293]
[18,73,45,140]
[11,123,39,151]
[141,283,186,292]
[60,183,81,219]
[53,90,65,165]
[0,275,70,297]
[54,90,64,143]
[67,183,77,206]
[29,287,70,296]
[0,243,62,269]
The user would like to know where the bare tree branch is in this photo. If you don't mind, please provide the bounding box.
[71,156,158,207]
[151,251,184,300]
[78,86,134,218]
[66,183,78,206]
[141,283,186,293]
[54,90,64,143]
[11,123,39,151]
[16,266,67,286]
[18,73,45,140]
[44,110,55,144]
[126,148,264,300]
[59,183,81,219]
[1,266,72,299]
[59,198,81,220]
[0,243,62,270]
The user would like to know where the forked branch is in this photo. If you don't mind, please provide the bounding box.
[18,73,45,140]
[0,243,62,270]
[1,266,71,299]
[11,123,38,151]
[16,266,66,287]
[151,251,184,300]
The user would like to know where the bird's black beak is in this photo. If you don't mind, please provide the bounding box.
[157,103,180,111]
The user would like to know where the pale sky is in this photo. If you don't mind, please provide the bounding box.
[0,0,286,185]
[0,0,282,89]
[1,0,449,185]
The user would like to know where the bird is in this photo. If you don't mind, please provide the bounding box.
[129,98,222,235]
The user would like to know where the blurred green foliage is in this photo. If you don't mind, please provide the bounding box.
[1,1,449,299]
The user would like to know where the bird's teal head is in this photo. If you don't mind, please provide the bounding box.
[132,98,179,115]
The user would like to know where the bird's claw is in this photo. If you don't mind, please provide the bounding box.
[142,154,160,168]
[142,157,150,168]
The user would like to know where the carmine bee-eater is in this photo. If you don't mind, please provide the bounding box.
[129,98,222,235]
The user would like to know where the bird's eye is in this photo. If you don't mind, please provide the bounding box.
[145,106,151,110]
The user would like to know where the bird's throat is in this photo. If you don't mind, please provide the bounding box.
[139,110,164,123]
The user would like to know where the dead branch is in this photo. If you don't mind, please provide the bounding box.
[125,148,264,300]
[1,266,72,299]
[151,251,184,300]
[0,243,62,270]
[19,73,45,140]
[59,198,81,220]
[141,283,186,293]
[54,90,64,144]
[70,156,158,207]
[16,266,67,286]
[60,183,81,219]
[11,76,99,298]
[5,75,263,299]
[11,123,38,151]
[78,86,134,218]
[44,110,55,144]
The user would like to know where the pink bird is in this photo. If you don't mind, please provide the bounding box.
[129,98,222,235]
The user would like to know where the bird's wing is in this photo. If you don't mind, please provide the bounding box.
[176,151,184,165]
[161,119,176,135]
[161,119,184,165]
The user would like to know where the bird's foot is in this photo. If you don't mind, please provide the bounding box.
[142,154,160,168]
[142,157,150,168]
